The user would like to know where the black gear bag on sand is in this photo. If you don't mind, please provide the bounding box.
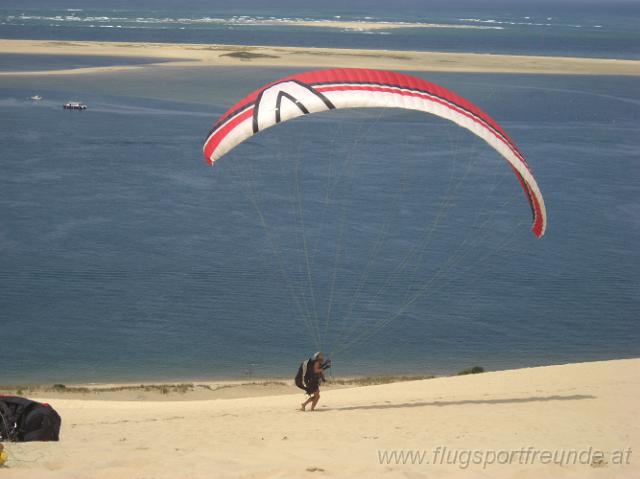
[0,395,61,442]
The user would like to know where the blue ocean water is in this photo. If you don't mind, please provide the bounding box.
[1,0,639,58]
[1,67,638,383]
[0,1,639,383]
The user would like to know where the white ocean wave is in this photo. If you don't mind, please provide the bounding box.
[14,14,127,23]
[0,12,435,28]
[2,11,600,31]
[358,30,391,35]
[458,17,594,29]
[459,17,552,26]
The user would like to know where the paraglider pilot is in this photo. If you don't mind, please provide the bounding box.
[300,352,331,411]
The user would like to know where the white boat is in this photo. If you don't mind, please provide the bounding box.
[30,95,43,101]
[63,101,87,110]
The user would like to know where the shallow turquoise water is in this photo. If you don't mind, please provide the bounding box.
[1,0,639,58]
[0,53,174,72]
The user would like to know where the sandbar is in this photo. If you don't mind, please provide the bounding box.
[1,39,639,76]
[241,19,503,30]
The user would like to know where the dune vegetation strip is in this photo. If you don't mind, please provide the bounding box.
[1,39,640,76]
[220,51,280,60]
[0,381,293,400]
[0,369,486,402]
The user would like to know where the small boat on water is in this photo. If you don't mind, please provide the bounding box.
[63,101,87,110]
[30,95,43,101]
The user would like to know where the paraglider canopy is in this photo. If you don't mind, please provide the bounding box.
[203,68,546,237]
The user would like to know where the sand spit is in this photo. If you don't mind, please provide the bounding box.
[1,39,639,76]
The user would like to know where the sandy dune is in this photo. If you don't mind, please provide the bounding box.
[1,39,639,76]
[1,358,638,478]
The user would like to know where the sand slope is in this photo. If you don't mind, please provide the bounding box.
[1,358,638,478]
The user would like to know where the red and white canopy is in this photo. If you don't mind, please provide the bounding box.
[203,68,546,237]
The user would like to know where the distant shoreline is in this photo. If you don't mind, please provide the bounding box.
[1,39,639,76]
[0,374,442,402]
[0,368,499,402]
